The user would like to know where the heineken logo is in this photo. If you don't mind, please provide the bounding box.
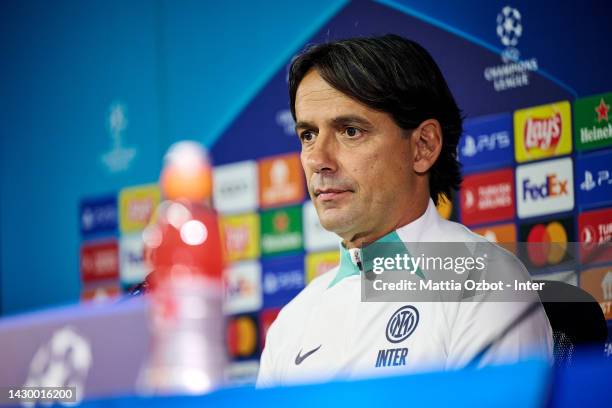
[261,206,303,255]
[574,93,612,151]
[524,113,561,151]
[596,98,610,123]
[273,212,290,233]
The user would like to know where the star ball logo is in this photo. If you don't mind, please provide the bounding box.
[386,305,419,343]
[484,6,538,92]
[496,6,522,60]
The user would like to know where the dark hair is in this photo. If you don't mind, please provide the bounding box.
[288,34,462,205]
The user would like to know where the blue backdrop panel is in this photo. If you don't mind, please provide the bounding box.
[0,0,163,314]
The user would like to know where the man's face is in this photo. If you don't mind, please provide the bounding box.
[295,69,421,246]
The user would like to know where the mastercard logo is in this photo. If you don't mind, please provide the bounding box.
[436,194,453,220]
[525,221,568,267]
[227,315,258,358]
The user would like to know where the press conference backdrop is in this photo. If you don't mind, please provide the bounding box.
[1,0,612,383]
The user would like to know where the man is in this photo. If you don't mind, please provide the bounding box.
[257,34,552,387]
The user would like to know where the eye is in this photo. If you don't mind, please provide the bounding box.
[299,130,316,143]
[344,126,362,138]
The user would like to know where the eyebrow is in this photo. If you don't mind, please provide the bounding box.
[294,114,373,133]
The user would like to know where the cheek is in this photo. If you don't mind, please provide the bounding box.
[300,154,311,179]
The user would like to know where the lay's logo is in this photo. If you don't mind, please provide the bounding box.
[514,101,572,163]
[524,113,561,151]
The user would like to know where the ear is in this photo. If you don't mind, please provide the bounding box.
[412,119,443,173]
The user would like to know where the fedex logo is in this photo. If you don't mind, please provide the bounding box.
[516,158,574,218]
[226,277,255,298]
[522,174,569,200]
[524,113,562,151]
[224,261,262,314]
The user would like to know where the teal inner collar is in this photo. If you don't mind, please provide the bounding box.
[328,230,413,288]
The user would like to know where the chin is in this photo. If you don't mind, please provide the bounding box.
[318,215,351,236]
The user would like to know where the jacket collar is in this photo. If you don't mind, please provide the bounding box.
[328,199,438,288]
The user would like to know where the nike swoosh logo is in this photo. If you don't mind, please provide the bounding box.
[294,345,322,365]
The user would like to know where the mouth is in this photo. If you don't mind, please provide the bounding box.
[314,188,352,201]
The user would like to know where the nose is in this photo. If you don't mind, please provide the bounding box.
[303,131,338,174]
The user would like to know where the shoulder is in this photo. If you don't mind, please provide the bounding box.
[428,208,489,243]
[267,266,337,338]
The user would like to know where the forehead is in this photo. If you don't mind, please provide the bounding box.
[294,69,376,120]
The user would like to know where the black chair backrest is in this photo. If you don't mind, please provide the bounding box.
[535,280,608,366]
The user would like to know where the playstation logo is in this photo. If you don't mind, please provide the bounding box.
[580,171,596,192]
[461,135,478,157]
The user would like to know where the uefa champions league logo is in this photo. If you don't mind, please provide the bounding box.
[496,6,522,62]
[101,101,137,173]
[22,327,92,406]
[483,6,538,92]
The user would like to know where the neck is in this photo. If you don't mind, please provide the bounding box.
[341,196,430,249]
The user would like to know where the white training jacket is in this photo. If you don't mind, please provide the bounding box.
[257,199,553,387]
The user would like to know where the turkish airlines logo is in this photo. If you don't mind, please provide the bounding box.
[578,208,612,265]
[465,183,512,211]
[524,113,561,151]
[583,222,612,244]
[80,241,119,282]
[460,168,514,225]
